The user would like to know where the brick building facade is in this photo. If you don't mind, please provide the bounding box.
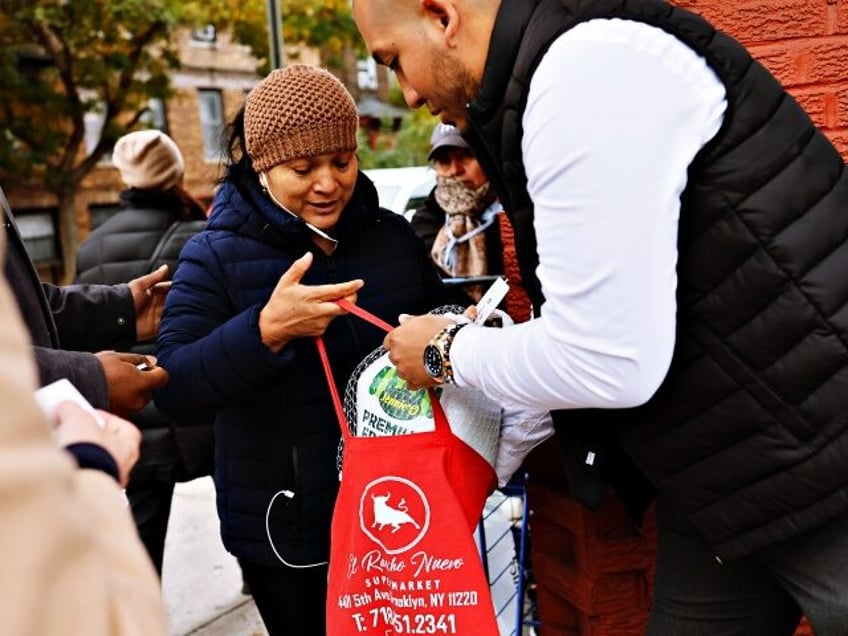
[5,28,264,281]
[77,28,264,252]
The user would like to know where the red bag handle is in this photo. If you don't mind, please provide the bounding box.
[334,298,394,331]
[315,299,450,441]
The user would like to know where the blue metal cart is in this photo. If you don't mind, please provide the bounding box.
[478,472,540,636]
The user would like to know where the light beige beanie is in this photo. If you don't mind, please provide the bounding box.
[244,64,359,173]
[112,130,185,190]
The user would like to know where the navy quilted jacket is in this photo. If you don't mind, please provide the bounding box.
[154,172,446,567]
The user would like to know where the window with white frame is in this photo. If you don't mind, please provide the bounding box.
[85,97,169,163]
[141,98,168,133]
[191,23,217,44]
[357,58,379,91]
[83,104,106,157]
[15,209,59,265]
[197,89,226,161]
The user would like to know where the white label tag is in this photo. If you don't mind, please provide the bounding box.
[473,276,509,325]
[34,378,106,428]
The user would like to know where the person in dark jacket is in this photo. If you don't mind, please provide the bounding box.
[355,0,848,633]
[75,129,211,577]
[1,186,169,418]
[411,122,503,303]
[154,65,447,635]
[0,221,165,635]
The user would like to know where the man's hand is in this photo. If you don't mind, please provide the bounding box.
[129,264,171,341]
[383,314,453,389]
[259,252,364,353]
[53,401,141,487]
[95,351,169,415]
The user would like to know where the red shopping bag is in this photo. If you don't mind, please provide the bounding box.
[318,300,499,635]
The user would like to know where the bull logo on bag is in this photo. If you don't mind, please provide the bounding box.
[371,494,421,532]
[360,476,430,554]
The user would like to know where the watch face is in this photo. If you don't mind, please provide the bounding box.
[423,344,444,379]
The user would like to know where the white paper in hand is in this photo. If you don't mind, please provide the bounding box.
[34,378,106,428]
[473,276,509,325]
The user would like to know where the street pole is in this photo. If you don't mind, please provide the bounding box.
[266,0,284,69]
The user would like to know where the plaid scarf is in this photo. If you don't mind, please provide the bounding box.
[431,176,500,301]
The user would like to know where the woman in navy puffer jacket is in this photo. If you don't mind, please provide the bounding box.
[154,66,447,635]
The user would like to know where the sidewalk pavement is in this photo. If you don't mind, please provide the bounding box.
[162,477,528,635]
[162,477,265,636]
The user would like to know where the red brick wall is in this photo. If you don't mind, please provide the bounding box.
[523,444,657,636]
[676,0,848,156]
[521,2,844,634]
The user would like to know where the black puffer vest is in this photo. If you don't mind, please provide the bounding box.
[467,0,848,560]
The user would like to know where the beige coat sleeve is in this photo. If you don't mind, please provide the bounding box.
[0,229,165,636]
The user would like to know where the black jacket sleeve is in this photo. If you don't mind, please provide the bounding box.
[44,283,136,352]
[409,190,444,253]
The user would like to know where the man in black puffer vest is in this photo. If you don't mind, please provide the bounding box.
[77,130,211,577]
[356,0,848,632]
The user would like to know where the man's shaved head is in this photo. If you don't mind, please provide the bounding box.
[353,0,415,11]
[352,0,500,129]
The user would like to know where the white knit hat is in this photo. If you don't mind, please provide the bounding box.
[112,130,185,190]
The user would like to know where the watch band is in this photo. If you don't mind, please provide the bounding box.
[435,322,467,385]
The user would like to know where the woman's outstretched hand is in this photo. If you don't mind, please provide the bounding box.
[259,252,364,353]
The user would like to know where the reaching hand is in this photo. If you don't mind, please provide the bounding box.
[53,401,141,487]
[95,351,169,415]
[129,264,171,341]
[258,252,365,353]
[383,313,453,389]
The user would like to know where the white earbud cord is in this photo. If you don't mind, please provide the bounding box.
[260,172,339,250]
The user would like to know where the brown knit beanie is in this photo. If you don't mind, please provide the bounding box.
[112,130,185,190]
[245,64,359,173]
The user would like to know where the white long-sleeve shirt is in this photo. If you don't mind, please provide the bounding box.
[452,19,727,413]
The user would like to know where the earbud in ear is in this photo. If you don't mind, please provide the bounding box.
[259,172,269,190]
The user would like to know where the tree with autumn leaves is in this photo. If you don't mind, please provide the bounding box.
[0,0,368,281]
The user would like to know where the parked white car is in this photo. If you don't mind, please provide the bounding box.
[364,166,435,220]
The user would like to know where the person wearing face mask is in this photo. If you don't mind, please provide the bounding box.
[411,123,504,302]
[153,64,448,635]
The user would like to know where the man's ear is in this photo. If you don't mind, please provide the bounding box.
[421,0,461,47]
